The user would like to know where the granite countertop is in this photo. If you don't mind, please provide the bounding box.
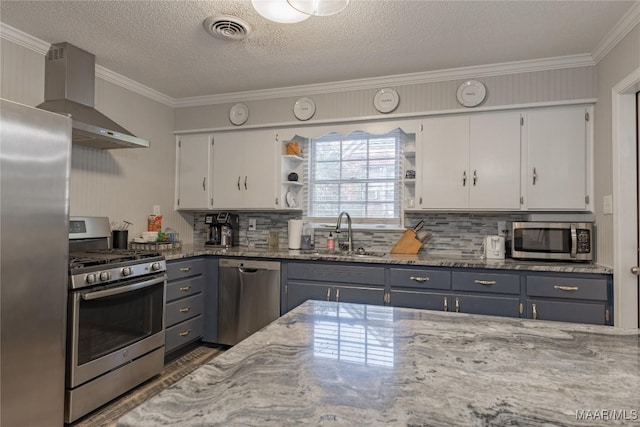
[118,300,638,426]
[161,244,613,274]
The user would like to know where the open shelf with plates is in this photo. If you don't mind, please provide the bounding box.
[277,136,306,210]
[402,145,417,210]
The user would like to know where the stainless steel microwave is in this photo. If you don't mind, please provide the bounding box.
[510,222,593,262]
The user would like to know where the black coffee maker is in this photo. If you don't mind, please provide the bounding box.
[205,213,239,247]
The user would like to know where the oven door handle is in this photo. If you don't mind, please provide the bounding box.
[81,275,167,300]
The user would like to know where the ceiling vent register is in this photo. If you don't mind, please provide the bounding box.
[203,16,252,41]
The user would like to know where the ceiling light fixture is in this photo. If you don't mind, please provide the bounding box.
[287,0,349,16]
[251,0,310,24]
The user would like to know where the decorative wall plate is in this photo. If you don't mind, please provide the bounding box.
[374,88,400,113]
[229,103,249,125]
[286,191,298,208]
[456,80,486,107]
[293,97,316,121]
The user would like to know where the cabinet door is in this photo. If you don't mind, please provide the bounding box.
[526,107,587,209]
[211,133,244,209]
[453,294,521,318]
[469,112,521,209]
[287,281,331,311]
[390,290,450,311]
[333,285,385,306]
[421,116,469,209]
[242,130,277,209]
[527,299,606,325]
[176,134,213,210]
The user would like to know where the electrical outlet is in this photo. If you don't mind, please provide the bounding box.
[248,219,257,231]
[152,205,161,215]
[497,221,507,236]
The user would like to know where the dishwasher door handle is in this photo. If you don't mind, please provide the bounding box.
[238,267,259,274]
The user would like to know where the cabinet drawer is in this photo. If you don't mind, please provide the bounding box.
[526,276,608,301]
[166,294,203,327]
[452,271,520,295]
[167,258,204,281]
[165,315,203,354]
[166,276,203,302]
[390,290,450,311]
[287,262,385,285]
[389,268,450,290]
[527,299,607,325]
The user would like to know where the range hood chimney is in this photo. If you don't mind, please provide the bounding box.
[37,42,150,149]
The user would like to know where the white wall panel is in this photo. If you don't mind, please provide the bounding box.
[0,38,44,106]
[1,39,192,243]
[174,67,596,131]
[594,23,640,267]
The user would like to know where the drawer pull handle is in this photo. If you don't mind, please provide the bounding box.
[179,267,192,272]
[179,307,191,313]
[410,276,429,282]
[532,303,538,320]
[455,297,460,313]
[554,285,579,292]
[443,297,448,312]
[335,289,340,302]
[474,280,496,285]
[179,329,192,337]
[326,288,331,301]
[179,286,192,292]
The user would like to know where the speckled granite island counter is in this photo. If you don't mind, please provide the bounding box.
[118,301,637,426]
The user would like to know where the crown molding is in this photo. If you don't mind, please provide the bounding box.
[0,22,50,55]
[592,1,640,64]
[95,66,174,107]
[175,54,595,107]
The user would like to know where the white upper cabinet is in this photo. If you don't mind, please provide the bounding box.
[211,130,278,210]
[523,106,589,210]
[175,134,214,210]
[420,111,521,210]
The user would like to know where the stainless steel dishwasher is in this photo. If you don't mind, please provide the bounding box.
[218,258,281,345]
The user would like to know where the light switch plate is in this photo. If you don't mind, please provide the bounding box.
[603,195,613,215]
[248,219,256,231]
[153,205,161,215]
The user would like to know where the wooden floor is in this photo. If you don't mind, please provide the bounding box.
[70,344,226,427]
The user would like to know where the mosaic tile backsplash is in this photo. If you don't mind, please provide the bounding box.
[192,212,528,256]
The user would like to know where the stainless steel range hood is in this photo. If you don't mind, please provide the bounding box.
[37,42,150,149]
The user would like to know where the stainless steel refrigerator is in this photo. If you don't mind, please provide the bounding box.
[1,98,71,426]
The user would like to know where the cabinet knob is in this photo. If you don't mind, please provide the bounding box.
[631,266,640,276]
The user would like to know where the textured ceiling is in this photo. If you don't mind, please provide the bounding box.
[0,1,636,99]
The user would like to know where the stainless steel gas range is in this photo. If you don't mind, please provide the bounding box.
[65,216,166,423]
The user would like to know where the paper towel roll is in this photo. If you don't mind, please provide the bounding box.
[288,219,303,249]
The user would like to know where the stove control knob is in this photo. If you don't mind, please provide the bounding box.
[86,274,97,284]
[121,267,133,277]
[150,262,161,272]
[99,272,111,282]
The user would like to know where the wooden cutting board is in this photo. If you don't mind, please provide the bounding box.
[391,229,425,254]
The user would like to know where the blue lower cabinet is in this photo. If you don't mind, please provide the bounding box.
[452,294,522,318]
[286,281,385,311]
[526,299,609,325]
[389,290,450,311]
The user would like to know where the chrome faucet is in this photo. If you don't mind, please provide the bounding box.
[335,211,353,252]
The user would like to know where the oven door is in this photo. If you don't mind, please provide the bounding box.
[67,273,166,388]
